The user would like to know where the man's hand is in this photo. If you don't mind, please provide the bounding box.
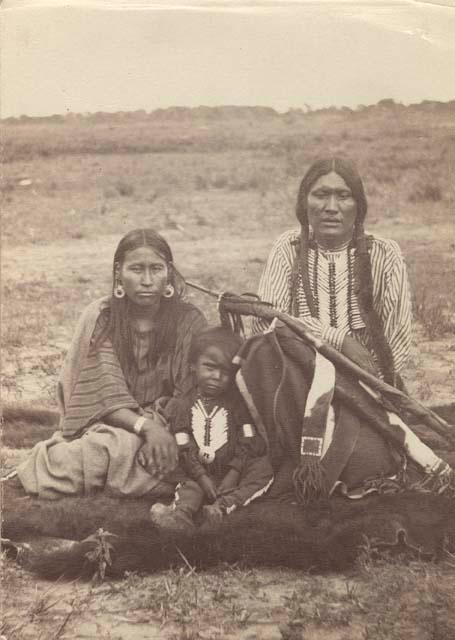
[341,335,378,376]
[197,474,218,502]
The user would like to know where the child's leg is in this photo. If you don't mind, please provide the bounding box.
[217,456,274,513]
[150,479,205,533]
[175,480,205,516]
[144,465,190,502]
[199,458,273,531]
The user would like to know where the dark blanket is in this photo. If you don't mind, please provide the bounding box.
[235,326,452,495]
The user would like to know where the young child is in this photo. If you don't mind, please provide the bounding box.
[150,326,274,532]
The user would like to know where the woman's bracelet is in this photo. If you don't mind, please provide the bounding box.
[133,416,148,436]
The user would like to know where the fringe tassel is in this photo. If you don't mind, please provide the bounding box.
[410,465,455,497]
[219,307,245,336]
[218,292,252,336]
[293,458,328,506]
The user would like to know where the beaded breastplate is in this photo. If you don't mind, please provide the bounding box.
[297,244,365,332]
[191,399,229,464]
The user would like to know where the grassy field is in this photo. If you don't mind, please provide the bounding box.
[2,103,455,639]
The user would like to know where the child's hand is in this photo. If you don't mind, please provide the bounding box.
[198,475,218,502]
[217,468,240,495]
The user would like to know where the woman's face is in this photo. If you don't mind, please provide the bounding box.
[306,171,357,248]
[118,246,169,306]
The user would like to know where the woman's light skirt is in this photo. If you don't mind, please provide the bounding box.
[16,425,176,500]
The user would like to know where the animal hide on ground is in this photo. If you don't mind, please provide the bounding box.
[3,486,455,580]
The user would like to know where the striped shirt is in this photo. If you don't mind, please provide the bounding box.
[252,229,412,374]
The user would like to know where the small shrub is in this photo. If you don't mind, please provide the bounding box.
[211,174,228,189]
[70,230,85,240]
[45,180,58,196]
[39,353,62,376]
[103,185,117,199]
[414,290,454,340]
[85,529,116,582]
[409,182,443,203]
[195,214,207,226]
[285,155,301,178]
[2,179,15,193]
[115,179,135,197]
[194,175,208,190]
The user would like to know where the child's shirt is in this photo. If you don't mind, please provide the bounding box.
[169,388,268,482]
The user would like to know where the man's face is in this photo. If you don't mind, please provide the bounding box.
[307,171,357,248]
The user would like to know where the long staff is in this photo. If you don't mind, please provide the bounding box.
[186,281,455,446]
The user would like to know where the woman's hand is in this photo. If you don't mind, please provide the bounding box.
[137,420,179,477]
[197,474,218,502]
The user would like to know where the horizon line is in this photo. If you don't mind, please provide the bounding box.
[3,97,455,121]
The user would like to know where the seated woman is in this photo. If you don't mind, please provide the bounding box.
[13,229,207,499]
[247,157,449,499]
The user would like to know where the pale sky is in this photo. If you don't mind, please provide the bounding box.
[1,0,455,117]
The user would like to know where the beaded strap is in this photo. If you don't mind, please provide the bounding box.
[312,247,320,319]
[347,243,355,333]
[328,261,337,328]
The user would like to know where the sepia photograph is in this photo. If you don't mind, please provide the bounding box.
[2,0,455,638]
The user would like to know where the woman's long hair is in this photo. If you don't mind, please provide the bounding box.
[95,229,186,379]
[291,157,395,384]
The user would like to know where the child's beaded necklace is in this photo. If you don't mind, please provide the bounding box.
[192,396,229,464]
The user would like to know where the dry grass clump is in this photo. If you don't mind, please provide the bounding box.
[414,290,455,341]
[408,181,443,203]
[2,553,454,639]
[0,551,95,640]
[2,404,59,448]
[356,547,455,640]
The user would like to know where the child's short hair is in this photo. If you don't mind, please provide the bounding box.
[189,326,243,364]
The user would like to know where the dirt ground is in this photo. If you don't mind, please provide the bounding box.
[2,106,455,639]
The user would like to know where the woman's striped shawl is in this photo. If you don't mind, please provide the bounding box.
[57,297,207,438]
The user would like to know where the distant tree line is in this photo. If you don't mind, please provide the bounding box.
[3,99,455,125]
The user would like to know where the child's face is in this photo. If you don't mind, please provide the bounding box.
[193,345,233,398]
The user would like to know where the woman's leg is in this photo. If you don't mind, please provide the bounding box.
[17,431,86,499]
[16,426,175,500]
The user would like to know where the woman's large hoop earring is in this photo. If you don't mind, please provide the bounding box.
[163,284,174,298]
[114,282,125,299]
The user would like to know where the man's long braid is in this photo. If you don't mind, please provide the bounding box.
[352,222,395,385]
